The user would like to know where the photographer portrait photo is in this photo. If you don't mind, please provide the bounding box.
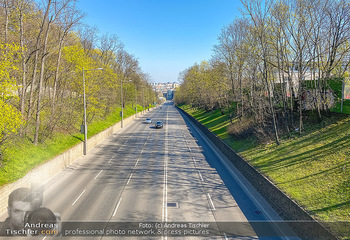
[0,187,60,237]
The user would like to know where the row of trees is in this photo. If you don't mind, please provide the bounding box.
[175,0,350,144]
[0,0,156,152]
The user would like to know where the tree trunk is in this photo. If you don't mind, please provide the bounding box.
[298,62,304,135]
[4,0,8,45]
[33,18,52,145]
[52,37,64,114]
[19,8,27,136]
[28,0,52,122]
[264,59,279,145]
[20,11,26,117]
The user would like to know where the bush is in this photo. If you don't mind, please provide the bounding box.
[227,116,255,139]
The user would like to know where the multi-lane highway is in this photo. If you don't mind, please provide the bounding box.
[1,101,299,239]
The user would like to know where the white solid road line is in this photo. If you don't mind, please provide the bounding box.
[108,156,115,163]
[72,189,86,206]
[127,174,133,185]
[207,193,216,210]
[198,171,204,182]
[113,198,123,216]
[165,111,169,222]
[94,170,103,180]
[162,109,169,224]
[162,108,169,240]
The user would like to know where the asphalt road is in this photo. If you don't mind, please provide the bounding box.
[1,101,300,240]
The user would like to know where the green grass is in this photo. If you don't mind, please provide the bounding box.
[0,104,146,187]
[178,104,257,152]
[242,116,350,222]
[0,133,81,185]
[178,104,350,233]
[331,99,350,114]
[85,105,143,138]
[179,105,231,139]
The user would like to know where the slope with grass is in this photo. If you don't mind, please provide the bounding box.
[0,105,146,187]
[177,104,350,224]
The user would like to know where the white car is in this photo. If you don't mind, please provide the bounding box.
[145,118,152,124]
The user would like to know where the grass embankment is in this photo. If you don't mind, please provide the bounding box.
[331,99,350,114]
[177,104,350,224]
[0,105,146,187]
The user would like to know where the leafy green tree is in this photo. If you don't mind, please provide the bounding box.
[0,43,25,161]
[63,43,106,124]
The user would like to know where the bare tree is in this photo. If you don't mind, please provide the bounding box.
[27,0,52,124]
[115,49,139,108]
[2,0,9,44]
[51,0,83,113]
[99,33,123,66]
[78,24,99,55]
[34,0,78,144]
[241,0,280,144]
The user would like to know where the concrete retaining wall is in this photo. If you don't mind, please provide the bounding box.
[0,109,152,215]
[177,106,337,240]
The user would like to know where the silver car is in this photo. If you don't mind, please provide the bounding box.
[145,118,152,124]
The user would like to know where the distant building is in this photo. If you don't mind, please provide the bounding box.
[151,82,178,100]
[274,70,338,110]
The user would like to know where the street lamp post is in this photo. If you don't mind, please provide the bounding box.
[143,88,145,114]
[121,79,124,128]
[121,79,132,128]
[82,67,103,155]
[135,85,137,118]
[147,88,149,111]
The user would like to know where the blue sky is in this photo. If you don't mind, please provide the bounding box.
[76,0,243,83]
